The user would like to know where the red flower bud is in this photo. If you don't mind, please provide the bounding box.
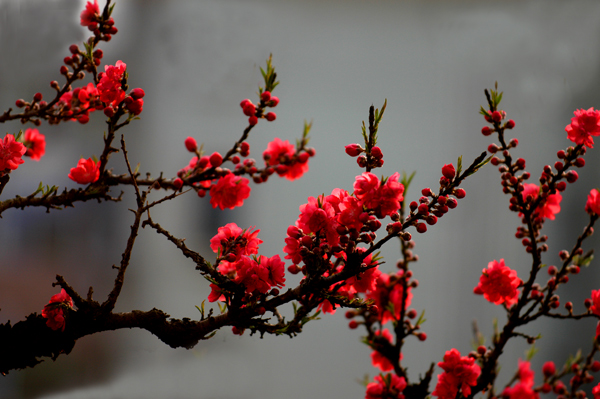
[492,110,502,122]
[184,137,197,152]
[209,152,223,167]
[454,188,466,199]
[417,332,427,341]
[269,96,279,107]
[239,142,250,156]
[345,143,362,157]
[243,102,256,117]
[371,146,383,160]
[506,119,515,129]
[33,92,43,102]
[265,112,276,122]
[566,170,578,183]
[481,126,492,136]
[173,178,183,190]
[442,163,456,180]
[416,223,427,233]
[574,157,585,167]
[261,91,271,102]
[131,88,145,100]
[248,116,258,126]
[357,155,367,168]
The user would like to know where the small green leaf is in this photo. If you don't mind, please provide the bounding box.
[401,171,416,193]
[415,309,426,327]
[456,156,463,177]
[525,344,538,361]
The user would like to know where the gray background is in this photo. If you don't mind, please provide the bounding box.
[1,0,600,398]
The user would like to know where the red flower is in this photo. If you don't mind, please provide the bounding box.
[23,128,46,161]
[369,329,399,372]
[259,254,286,288]
[590,290,600,316]
[501,360,539,399]
[593,383,600,399]
[41,289,73,331]
[586,189,600,215]
[521,183,561,221]
[354,172,404,218]
[210,223,262,259]
[432,349,481,399]
[366,271,413,324]
[473,259,521,307]
[233,256,271,294]
[97,61,127,106]
[566,108,600,148]
[209,174,251,210]
[365,374,407,399]
[263,137,309,181]
[80,0,100,28]
[0,134,26,171]
[68,157,100,184]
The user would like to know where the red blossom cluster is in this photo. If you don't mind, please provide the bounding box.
[432,349,481,399]
[7,2,600,398]
[41,289,73,331]
[208,223,285,302]
[365,373,407,399]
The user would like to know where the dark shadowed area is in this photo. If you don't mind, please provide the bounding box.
[1,0,600,398]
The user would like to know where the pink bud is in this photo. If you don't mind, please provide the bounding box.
[243,102,256,117]
[261,91,271,102]
[248,116,258,126]
[184,137,197,152]
[173,178,183,190]
[239,142,250,156]
[269,96,279,107]
[345,144,363,157]
[441,163,456,180]
[371,146,383,160]
[131,88,145,100]
[492,111,502,122]
[209,152,223,167]
[506,119,515,129]
[33,92,43,102]
[265,112,276,122]
[455,188,466,199]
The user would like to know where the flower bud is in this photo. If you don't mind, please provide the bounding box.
[454,188,466,199]
[269,96,279,107]
[542,361,556,377]
[131,88,145,100]
[260,91,271,102]
[506,119,515,129]
[184,137,197,152]
[173,178,183,190]
[481,126,492,136]
[371,146,383,160]
[345,144,363,157]
[265,112,276,122]
[209,152,223,167]
[492,110,502,122]
[416,223,427,233]
[566,170,578,183]
[248,115,258,126]
[441,163,456,180]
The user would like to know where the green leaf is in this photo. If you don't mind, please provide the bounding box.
[133,163,140,176]
[456,155,463,177]
[400,171,416,193]
[525,344,538,361]
[415,309,426,327]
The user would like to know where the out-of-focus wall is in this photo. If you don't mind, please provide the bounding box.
[1,0,600,398]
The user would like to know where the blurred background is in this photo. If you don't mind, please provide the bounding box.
[1,0,600,398]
